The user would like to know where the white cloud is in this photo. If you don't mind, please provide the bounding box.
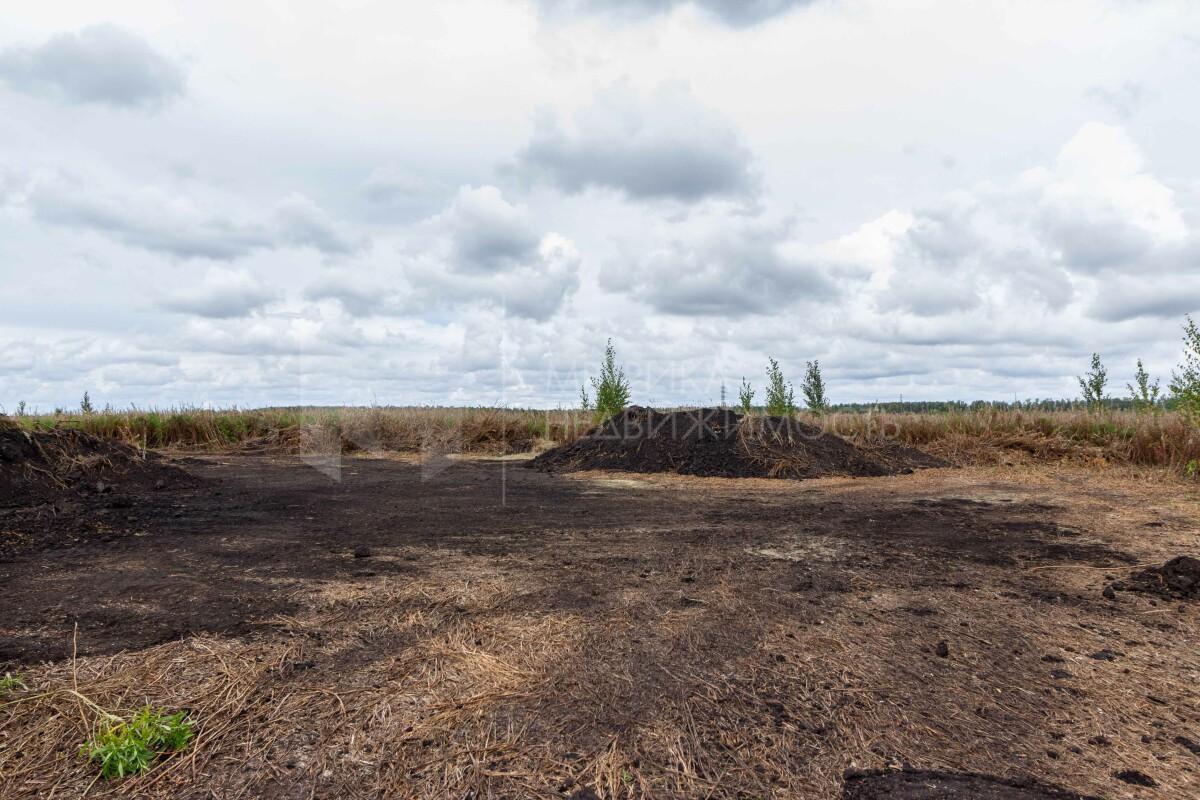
[160,267,278,318]
[305,186,582,321]
[19,170,361,259]
[602,204,835,315]
[2,2,1199,409]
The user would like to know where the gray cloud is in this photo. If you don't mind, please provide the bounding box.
[303,276,391,317]
[25,172,360,259]
[307,186,581,322]
[514,83,758,201]
[536,0,815,27]
[160,268,278,318]
[1036,203,1156,271]
[274,193,362,256]
[436,185,541,272]
[0,24,184,109]
[878,270,981,318]
[605,210,836,316]
[1089,277,1200,322]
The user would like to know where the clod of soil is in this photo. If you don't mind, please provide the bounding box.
[0,421,196,558]
[530,407,946,480]
[1108,556,1200,600]
[841,768,1101,799]
[1113,769,1156,787]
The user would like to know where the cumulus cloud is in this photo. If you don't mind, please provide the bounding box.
[0,24,184,109]
[535,0,814,27]
[177,312,372,356]
[273,193,362,256]
[864,123,1193,325]
[22,171,361,259]
[604,206,836,316]
[1089,276,1200,322]
[514,83,758,201]
[303,274,391,317]
[160,267,278,318]
[306,186,581,321]
[433,185,541,272]
[1024,122,1186,272]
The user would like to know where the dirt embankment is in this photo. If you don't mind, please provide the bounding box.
[530,407,946,479]
[0,420,196,558]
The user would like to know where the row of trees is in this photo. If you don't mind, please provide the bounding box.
[737,358,828,416]
[1079,316,1200,416]
[582,316,1200,422]
[579,342,829,419]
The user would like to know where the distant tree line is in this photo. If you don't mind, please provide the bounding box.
[577,315,1200,422]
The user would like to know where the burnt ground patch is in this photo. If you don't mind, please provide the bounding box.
[0,457,1195,799]
[841,768,1103,799]
[0,459,1137,664]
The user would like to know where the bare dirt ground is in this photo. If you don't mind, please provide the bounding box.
[1,454,1198,799]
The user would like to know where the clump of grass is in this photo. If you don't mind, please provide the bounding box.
[1,672,27,692]
[82,708,194,779]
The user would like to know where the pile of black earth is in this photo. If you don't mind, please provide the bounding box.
[530,407,946,480]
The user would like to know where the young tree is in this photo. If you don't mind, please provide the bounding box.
[80,391,94,414]
[1077,353,1108,411]
[589,339,631,420]
[1170,315,1200,419]
[738,377,755,414]
[579,384,591,411]
[1127,359,1161,413]
[801,360,829,415]
[764,357,795,417]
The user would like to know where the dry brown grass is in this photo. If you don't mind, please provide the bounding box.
[12,406,1198,477]
[819,408,1200,476]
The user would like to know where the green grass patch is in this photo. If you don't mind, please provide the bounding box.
[0,672,27,692]
[83,708,194,779]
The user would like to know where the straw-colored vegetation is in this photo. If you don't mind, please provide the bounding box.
[8,404,1199,477]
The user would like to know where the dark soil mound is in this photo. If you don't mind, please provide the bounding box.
[530,407,945,480]
[1109,556,1200,600]
[842,768,1102,799]
[0,420,196,558]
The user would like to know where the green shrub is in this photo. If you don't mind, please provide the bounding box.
[764,358,795,417]
[589,339,631,421]
[83,708,194,779]
[738,377,754,414]
[1077,353,1108,411]
[801,360,829,415]
[1171,315,1200,420]
[1127,359,1161,413]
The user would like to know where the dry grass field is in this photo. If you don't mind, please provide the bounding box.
[11,405,1200,476]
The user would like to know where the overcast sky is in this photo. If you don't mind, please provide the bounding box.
[2,0,1199,410]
